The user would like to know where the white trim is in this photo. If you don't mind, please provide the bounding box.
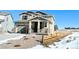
[29,21,32,34]
[37,20,40,33]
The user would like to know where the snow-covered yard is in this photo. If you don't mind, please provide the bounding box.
[0,33,26,44]
[32,32,79,49]
[0,33,40,49]
[0,32,79,49]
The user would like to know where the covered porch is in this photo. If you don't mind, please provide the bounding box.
[28,20,50,34]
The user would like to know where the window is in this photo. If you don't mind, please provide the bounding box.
[22,16,27,20]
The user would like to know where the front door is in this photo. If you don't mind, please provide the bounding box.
[40,22,43,29]
[32,22,38,33]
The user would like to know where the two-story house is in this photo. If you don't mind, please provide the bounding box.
[15,11,55,34]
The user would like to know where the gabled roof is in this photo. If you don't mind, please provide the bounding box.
[20,11,35,16]
[27,11,34,14]
[19,12,32,16]
[30,17,47,20]
[20,11,48,16]
[29,17,52,24]
[36,11,47,15]
[20,12,53,19]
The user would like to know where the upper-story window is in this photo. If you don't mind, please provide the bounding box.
[22,16,27,20]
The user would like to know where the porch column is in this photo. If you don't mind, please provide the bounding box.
[29,21,32,34]
[38,21,40,33]
[47,21,50,34]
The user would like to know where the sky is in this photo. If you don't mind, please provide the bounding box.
[0,10,79,29]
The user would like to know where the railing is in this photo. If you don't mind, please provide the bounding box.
[40,27,48,34]
[17,26,25,32]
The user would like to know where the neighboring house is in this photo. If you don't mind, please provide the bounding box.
[15,11,55,34]
[0,12,14,33]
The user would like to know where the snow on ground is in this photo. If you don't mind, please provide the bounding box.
[0,33,26,44]
[32,32,79,49]
[0,32,79,49]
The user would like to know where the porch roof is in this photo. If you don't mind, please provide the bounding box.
[29,17,52,24]
[29,17,48,21]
